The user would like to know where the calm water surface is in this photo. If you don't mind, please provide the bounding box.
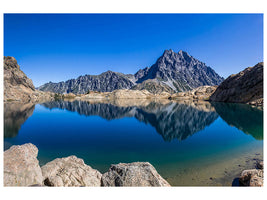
[4,100,263,186]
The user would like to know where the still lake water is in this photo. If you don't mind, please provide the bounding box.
[4,100,263,186]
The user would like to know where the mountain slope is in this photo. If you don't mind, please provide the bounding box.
[131,79,176,94]
[38,49,224,94]
[134,50,224,92]
[38,71,135,94]
[210,62,263,106]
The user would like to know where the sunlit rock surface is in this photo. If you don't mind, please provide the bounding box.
[41,156,102,187]
[4,143,43,186]
[101,162,171,186]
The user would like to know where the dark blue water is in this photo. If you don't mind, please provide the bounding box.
[4,100,263,186]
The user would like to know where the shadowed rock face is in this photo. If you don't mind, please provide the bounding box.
[212,102,263,140]
[210,62,263,106]
[4,102,35,138]
[41,100,219,141]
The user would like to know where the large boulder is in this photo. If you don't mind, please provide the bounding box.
[210,62,263,106]
[101,162,170,187]
[4,143,43,186]
[239,169,263,187]
[41,156,102,187]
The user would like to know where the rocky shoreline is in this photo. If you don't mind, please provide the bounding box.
[4,143,263,187]
[4,143,171,187]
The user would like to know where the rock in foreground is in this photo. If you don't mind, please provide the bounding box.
[41,156,102,187]
[239,169,263,187]
[101,162,171,187]
[210,62,263,106]
[4,143,43,186]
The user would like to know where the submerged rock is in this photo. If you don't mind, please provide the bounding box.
[41,156,102,187]
[239,169,263,187]
[4,143,43,186]
[101,162,171,187]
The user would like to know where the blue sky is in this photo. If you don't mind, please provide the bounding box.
[4,14,263,87]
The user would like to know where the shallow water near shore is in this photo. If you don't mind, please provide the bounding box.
[4,100,263,186]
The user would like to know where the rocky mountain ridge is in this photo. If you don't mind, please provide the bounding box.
[210,62,263,106]
[38,49,224,94]
[38,70,135,94]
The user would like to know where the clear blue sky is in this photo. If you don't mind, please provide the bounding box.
[4,14,263,87]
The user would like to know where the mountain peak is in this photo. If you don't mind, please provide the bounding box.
[178,50,190,57]
[163,49,174,56]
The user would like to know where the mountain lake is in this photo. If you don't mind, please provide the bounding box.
[4,100,263,186]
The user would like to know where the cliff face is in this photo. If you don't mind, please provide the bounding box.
[38,49,224,94]
[4,56,55,103]
[4,56,35,102]
[210,62,263,106]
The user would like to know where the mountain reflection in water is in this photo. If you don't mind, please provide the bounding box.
[4,100,263,141]
[4,102,35,138]
[41,100,218,141]
[212,102,263,140]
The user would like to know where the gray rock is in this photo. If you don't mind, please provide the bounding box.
[4,143,43,186]
[41,156,102,187]
[239,169,263,186]
[101,162,170,187]
[210,62,263,106]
